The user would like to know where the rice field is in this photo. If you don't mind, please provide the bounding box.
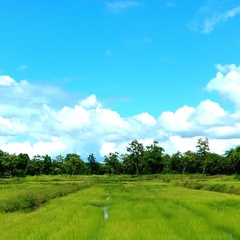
[0,175,240,240]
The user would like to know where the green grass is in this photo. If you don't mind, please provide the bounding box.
[0,175,240,239]
[175,174,240,195]
[0,176,92,212]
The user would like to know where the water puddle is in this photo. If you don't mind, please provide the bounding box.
[90,197,110,220]
[102,206,108,220]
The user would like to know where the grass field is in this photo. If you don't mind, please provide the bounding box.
[0,175,240,240]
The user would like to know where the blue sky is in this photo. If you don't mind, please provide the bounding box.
[1,0,240,159]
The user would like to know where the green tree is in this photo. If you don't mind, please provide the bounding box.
[104,152,122,174]
[122,154,136,175]
[42,155,52,175]
[182,150,198,174]
[126,140,145,174]
[1,153,17,178]
[0,150,7,177]
[63,153,85,175]
[205,152,224,175]
[87,154,100,175]
[53,155,64,174]
[170,152,185,174]
[196,138,210,174]
[13,153,30,177]
[142,141,165,174]
[26,155,44,175]
[225,146,240,174]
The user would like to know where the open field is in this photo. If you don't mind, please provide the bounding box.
[0,175,240,240]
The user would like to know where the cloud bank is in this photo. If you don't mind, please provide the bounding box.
[1,64,240,159]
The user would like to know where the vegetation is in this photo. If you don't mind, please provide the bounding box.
[1,138,240,177]
[0,175,240,239]
[1,138,240,239]
[0,179,91,213]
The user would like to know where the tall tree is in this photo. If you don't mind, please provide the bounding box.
[104,152,122,174]
[170,152,185,174]
[142,141,165,174]
[1,153,18,178]
[87,154,100,175]
[43,155,52,175]
[26,155,44,175]
[225,146,240,174]
[0,150,7,177]
[182,150,198,174]
[54,155,64,174]
[204,152,224,175]
[63,153,85,175]
[196,138,210,174]
[126,140,144,174]
[13,153,30,177]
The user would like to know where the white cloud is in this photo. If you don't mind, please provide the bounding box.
[106,1,139,13]
[202,6,240,34]
[0,116,27,136]
[0,78,164,157]
[159,98,240,140]
[1,68,240,159]
[80,94,101,109]
[0,75,70,118]
[188,3,240,34]
[0,75,16,86]
[1,137,67,158]
[193,100,227,126]
[169,136,200,154]
[168,136,240,155]
[159,105,195,133]
[206,64,240,108]
[209,138,240,154]
[133,112,156,126]
[100,142,117,156]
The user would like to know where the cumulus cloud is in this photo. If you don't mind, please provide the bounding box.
[0,75,70,118]
[0,75,16,86]
[1,137,67,158]
[159,97,240,140]
[159,105,195,133]
[0,116,27,136]
[167,136,240,155]
[1,66,240,158]
[192,100,227,126]
[0,77,164,158]
[206,64,240,107]
[80,94,101,109]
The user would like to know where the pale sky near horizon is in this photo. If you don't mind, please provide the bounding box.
[1,0,240,159]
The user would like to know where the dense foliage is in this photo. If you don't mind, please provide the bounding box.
[0,138,240,177]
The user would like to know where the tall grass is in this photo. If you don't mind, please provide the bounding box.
[0,175,240,239]
[0,177,92,212]
[176,175,240,195]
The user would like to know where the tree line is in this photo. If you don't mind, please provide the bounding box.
[1,138,240,178]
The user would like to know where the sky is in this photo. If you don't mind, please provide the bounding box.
[1,0,240,160]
